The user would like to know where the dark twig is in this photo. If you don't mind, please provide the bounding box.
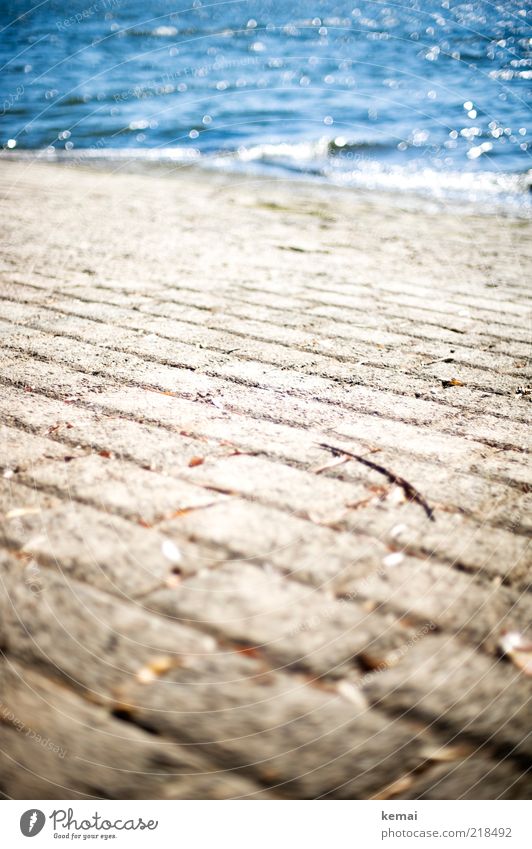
[317,442,435,521]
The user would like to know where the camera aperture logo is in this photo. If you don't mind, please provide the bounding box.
[20,810,46,837]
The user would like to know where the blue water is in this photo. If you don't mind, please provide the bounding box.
[1,0,531,211]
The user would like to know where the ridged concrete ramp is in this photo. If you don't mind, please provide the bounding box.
[0,160,530,799]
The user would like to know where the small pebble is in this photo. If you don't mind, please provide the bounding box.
[337,680,366,708]
[389,523,408,539]
[161,539,182,564]
[383,552,404,568]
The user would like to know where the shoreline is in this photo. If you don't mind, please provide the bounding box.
[2,157,529,292]
[2,150,531,220]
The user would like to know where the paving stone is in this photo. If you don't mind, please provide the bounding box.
[392,756,532,801]
[0,662,263,799]
[27,454,228,524]
[0,479,176,596]
[145,563,426,677]
[337,557,532,652]
[363,635,532,759]
[0,551,215,698]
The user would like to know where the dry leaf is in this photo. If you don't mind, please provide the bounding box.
[165,499,220,519]
[305,507,350,527]
[137,518,152,528]
[149,657,174,675]
[421,744,472,763]
[6,507,41,519]
[260,768,281,784]
[48,422,73,434]
[136,656,174,684]
[346,495,375,511]
[359,652,394,672]
[311,455,350,474]
[372,775,414,800]
[235,645,261,658]
[188,456,204,468]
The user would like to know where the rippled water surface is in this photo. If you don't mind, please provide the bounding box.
[1,1,531,210]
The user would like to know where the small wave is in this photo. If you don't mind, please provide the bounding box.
[5,146,201,165]
[226,141,531,209]
[126,25,196,38]
[233,139,329,162]
[327,138,394,155]
[328,161,530,200]
[4,141,530,215]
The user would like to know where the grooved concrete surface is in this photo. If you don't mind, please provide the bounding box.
[0,160,530,799]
